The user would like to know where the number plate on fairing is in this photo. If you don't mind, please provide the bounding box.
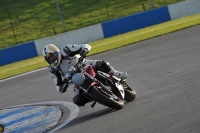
[115,82,125,99]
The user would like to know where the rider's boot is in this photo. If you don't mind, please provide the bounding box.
[73,95,92,106]
[108,67,127,80]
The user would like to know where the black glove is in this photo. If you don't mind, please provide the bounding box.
[80,48,89,58]
[59,83,68,93]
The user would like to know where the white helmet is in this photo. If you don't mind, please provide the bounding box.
[42,44,61,66]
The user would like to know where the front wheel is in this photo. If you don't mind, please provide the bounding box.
[88,85,124,110]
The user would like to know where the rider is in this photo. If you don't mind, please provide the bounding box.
[42,44,127,106]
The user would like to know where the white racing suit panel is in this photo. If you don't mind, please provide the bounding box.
[50,72,61,92]
[65,44,91,52]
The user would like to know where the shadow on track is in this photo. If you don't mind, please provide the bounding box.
[61,107,116,130]
[58,101,136,132]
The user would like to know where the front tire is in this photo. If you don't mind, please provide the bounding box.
[88,85,124,110]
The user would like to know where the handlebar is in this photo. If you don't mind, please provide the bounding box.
[59,83,68,95]
[74,56,85,71]
[78,56,84,63]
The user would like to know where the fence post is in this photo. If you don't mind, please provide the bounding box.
[104,0,110,19]
[142,3,146,11]
[55,0,67,32]
[150,0,155,9]
[5,0,18,44]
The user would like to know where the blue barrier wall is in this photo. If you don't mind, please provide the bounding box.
[0,41,37,66]
[101,6,171,38]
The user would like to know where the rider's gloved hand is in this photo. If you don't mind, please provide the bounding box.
[80,48,89,58]
[56,84,68,93]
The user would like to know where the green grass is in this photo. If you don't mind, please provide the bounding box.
[0,0,183,49]
[1,13,200,80]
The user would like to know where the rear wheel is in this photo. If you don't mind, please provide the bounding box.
[124,87,136,102]
[88,85,124,110]
[121,81,136,102]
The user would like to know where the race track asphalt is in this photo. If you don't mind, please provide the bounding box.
[0,25,200,133]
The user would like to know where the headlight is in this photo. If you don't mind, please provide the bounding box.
[72,73,85,86]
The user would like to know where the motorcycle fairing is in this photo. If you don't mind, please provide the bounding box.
[115,82,125,99]
[84,65,96,77]
[87,80,101,91]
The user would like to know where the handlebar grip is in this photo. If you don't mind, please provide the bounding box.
[79,56,84,63]
[59,83,68,95]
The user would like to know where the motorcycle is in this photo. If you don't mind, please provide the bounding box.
[62,57,136,110]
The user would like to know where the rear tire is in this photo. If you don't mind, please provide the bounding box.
[89,85,124,110]
[124,87,136,102]
[121,81,136,102]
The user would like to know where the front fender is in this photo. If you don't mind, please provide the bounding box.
[87,81,101,92]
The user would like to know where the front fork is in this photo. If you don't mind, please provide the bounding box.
[75,75,100,108]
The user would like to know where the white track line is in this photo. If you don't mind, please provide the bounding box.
[0,67,48,82]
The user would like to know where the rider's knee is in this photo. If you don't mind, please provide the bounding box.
[96,60,112,73]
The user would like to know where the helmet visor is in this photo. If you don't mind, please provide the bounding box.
[45,53,57,65]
